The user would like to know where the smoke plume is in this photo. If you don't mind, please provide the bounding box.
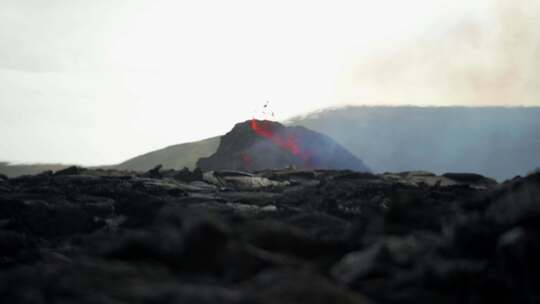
[339,0,540,106]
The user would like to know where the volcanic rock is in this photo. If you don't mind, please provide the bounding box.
[53,165,84,176]
[143,164,163,178]
[1,168,540,303]
[197,120,369,172]
[443,172,498,188]
[172,167,203,182]
[203,170,289,190]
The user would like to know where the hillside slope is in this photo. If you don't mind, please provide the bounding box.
[114,136,221,171]
[0,162,69,178]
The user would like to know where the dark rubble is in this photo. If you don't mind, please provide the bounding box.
[0,166,539,304]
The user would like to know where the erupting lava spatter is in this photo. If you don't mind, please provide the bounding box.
[251,118,312,167]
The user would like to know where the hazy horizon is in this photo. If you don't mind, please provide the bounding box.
[2,105,539,169]
[2,0,539,165]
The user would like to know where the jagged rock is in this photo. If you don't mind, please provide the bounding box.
[214,170,255,177]
[0,259,249,304]
[262,169,318,180]
[173,167,203,182]
[104,218,231,273]
[332,233,438,285]
[382,171,458,187]
[0,199,106,237]
[202,170,288,190]
[36,170,54,177]
[132,178,189,196]
[243,220,345,259]
[443,172,498,188]
[0,230,38,267]
[247,270,372,304]
[332,241,387,285]
[402,170,436,177]
[487,172,540,226]
[221,176,288,190]
[285,212,352,241]
[53,166,84,176]
[0,180,10,193]
[331,171,380,181]
[1,166,540,303]
[143,164,163,178]
[496,227,540,296]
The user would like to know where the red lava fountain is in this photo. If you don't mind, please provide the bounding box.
[250,119,312,167]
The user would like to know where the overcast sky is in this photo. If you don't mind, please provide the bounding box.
[1,0,539,165]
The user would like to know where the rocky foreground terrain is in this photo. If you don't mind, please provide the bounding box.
[0,166,539,303]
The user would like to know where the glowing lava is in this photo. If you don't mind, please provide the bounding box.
[251,119,312,167]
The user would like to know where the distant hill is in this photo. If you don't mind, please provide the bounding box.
[113,136,221,171]
[287,106,540,180]
[0,137,221,177]
[2,106,538,180]
[197,120,369,172]
[0,162,69,178]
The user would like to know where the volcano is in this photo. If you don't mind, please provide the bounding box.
[196,119,369,172]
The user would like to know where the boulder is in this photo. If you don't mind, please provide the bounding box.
[173,167,203,182]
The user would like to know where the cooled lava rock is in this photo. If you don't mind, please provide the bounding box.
[0,167,539,303]
[197,120,370,172]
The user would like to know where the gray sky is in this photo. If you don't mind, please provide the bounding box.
[1,0,539,165]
